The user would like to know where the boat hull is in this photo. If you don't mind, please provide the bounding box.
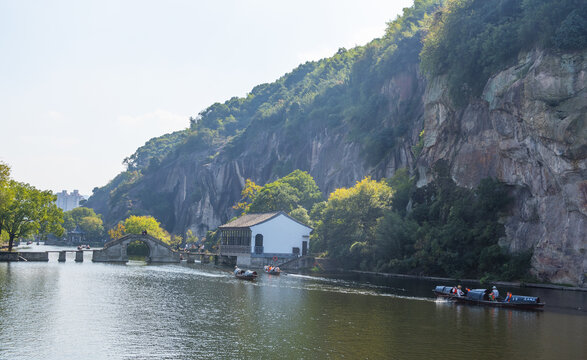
[434,286,545,310]
[235,269,258,280]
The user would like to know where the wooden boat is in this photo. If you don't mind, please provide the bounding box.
[263,265,281,275]
[433,286,545,310]
[234,267,257,280]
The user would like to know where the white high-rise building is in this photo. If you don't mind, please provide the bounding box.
[55,190,83,211]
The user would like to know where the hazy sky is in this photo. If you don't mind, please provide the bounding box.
[0,0,413,195]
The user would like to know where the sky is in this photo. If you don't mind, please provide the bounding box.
[0,0,414,196]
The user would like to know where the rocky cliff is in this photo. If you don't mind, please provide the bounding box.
[115,62,426,238]
[177,49,585,286]
[419,50,586,286]
[89,48,585,286]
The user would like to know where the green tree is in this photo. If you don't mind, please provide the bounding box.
[289,206,311,226]
[123,215,171,244]
[314,177,394,267]
[37,204,65,242]
[169,234,183,248]
[233,179,261,214]
[63,207,100,231]
[78,216,104,241]
[1,181,64,251]
[245,170,322,214]
[278,170,323,210]
[553,8,587,50]
[108,222,125,240]
[386,168,414,216]
[0,162,14,242]
[248,182,300,213]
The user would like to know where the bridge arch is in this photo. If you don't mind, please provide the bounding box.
[92,234,180,263]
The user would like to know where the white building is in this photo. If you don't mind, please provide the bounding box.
[55,190,83,211]
[218,211,312,267]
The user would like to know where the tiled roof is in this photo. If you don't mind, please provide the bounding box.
[218,212,281,228]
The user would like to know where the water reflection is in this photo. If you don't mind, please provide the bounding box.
[0,251,585,359]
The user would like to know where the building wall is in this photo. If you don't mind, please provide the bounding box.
[55,190,83,211]
[249,214,311,256]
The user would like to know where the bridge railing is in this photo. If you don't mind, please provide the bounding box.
[219,245,250,255]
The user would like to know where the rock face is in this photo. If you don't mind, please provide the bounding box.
[117,64,427,240]
[419,50,586,286]
[94,50,585,286]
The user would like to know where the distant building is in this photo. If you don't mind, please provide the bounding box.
[218,211,312,267]
[67,225,86,245]
[55,190,83,211]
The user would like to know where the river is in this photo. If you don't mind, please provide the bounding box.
[1,244,585,359]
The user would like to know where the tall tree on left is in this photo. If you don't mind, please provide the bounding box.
[0,180,64,252]
[0,162,14,243]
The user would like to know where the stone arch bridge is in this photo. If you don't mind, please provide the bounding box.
[92,234,180,263]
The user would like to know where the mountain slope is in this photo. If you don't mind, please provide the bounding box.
[87,0,586,286]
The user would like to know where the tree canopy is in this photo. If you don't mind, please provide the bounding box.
[0,180,64,251]
[109,215,172,244]
[63,207,105,242]
[239,170,323,216]
[312,177,394,267]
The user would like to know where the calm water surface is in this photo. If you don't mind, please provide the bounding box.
[1,245,585,359]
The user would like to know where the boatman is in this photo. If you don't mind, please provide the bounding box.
[491,286,500,301]
[456,285,464,296]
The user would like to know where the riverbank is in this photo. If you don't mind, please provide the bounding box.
[349,270,587,292]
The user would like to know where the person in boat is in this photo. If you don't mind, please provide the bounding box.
[451,285,464,296]
[504,292,512,302]
[490,286,500,301]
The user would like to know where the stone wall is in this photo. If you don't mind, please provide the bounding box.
[18,252,49,261]
[0,252,19,261]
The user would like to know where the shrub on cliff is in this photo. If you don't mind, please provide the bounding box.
[420,0,584,106]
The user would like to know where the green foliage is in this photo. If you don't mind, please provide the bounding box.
[185,229,199,244]
[377,175,526,280]
[411,130,425,158]
[122,215,171,244]
[234,179,261,214]
[62,207,104,241]
[289,206,311,227]
[78,216,104,241]
[248,182,300,213]
[204,229,220,252]
[123,130,189,171]
[0,180,64,251]
[63,207,99,231]
[313,178,394,267]
[309,167,531,281]
[420,0,584,106]
[246,170,322,214]
[553,8,587,50]
[386,168,414,216]
[88,1,442,223]
[0,162,14,242]
[276,170,323,210]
